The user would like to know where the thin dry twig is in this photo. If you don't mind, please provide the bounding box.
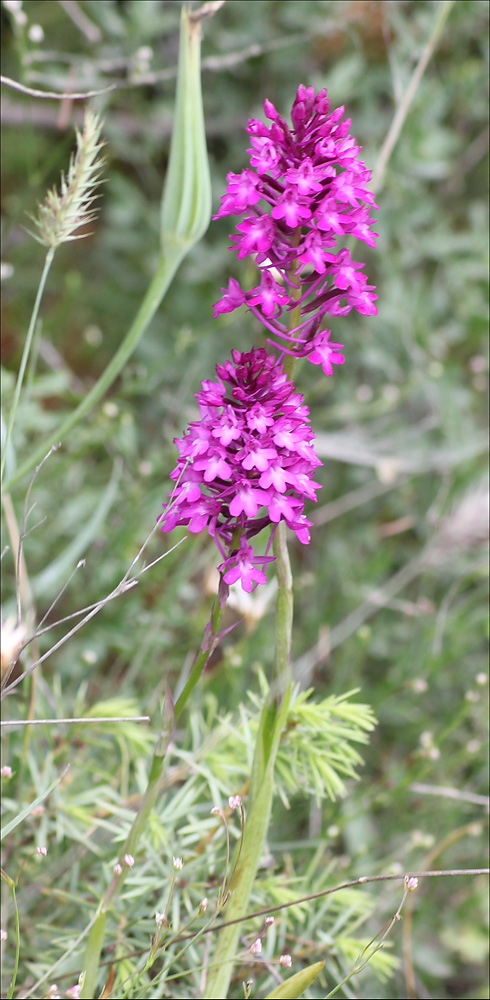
[293,547,429,687]
[57,0,102,43]
[1,715,150,728]
[154,868,490,945]
[189,0,227,22]
[402,824,485,998]
[410,783,489,809]
[313,476,408,526]
[1,521,185,697]
[0,73,116,100]
[22,866,490,996]
[16,446,60,624]
[372,0,455,191]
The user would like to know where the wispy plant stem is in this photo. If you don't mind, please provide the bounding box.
[272,521,293,692]
[5,6,211,493]
[80,704,173,999]
[5,252,180,491]
[174,598,225,717]
[372,0,455,192]
[1,869,21,1000]
[1,249,54,487]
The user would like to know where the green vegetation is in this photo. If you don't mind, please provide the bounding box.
[1,2,488,998]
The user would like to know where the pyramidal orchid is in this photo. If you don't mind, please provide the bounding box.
[213,84,378,374]
[159,347,321,591]
[161,85,378,591]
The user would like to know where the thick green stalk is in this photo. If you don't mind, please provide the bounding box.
[5,6,211,492]
[203,220,304,1000]
[6,252,180,492]
[203,687,291,1000]
[270,245,303,694]
[272,520,293,694]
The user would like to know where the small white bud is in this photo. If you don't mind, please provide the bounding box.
[123,854,134,868]
[28,22,44,42]
[279,954,292,967]
[405,876,419,891]
[172,856,183,871]
[135,45,153,63]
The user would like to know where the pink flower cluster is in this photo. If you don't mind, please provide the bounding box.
[159,348,321,591]
[213,84,378,374]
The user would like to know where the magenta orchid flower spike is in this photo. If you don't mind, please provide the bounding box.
[159,348,321,591]
[161,86,378,590]
[213,84,378,374]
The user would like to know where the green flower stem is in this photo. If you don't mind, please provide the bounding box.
[1,247,54,488]
[5,5,211,493]
[203,686,291,1000]
[80,709,173,999]
[272,520,293,693]
[79,911,107,1000]
[1,869,21,1000]
[174,598,225,718]
[270,245,302,693]
[5,252,181,492]
[204,240,306,999]
[80,588,225,998]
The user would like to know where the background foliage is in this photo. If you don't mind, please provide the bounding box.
[1,1,488,998]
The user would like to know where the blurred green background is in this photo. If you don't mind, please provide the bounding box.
[1,1,488,998]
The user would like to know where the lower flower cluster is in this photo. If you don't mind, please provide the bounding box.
[159,348,321,591]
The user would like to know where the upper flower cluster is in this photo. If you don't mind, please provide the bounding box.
[213,85,378,375]
[159,348,321,591]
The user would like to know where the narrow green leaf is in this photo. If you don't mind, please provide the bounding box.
[1,766,69,840]
[265,961,325,999]
[161,4,211,255]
